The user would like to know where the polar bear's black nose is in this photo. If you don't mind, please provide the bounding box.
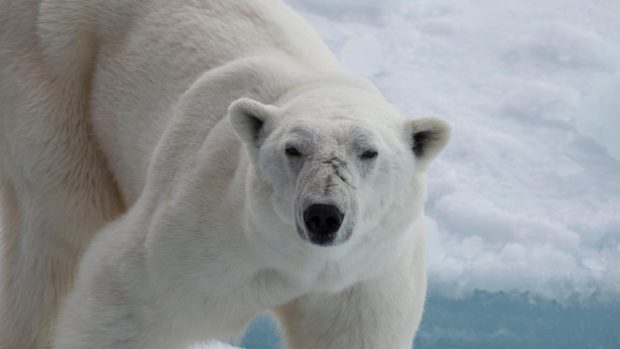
[303,204,344,245]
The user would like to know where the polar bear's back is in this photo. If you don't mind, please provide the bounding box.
[79,0,342,201]
[2,0,342,201]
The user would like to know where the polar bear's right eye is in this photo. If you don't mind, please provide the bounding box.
[285,146,302,157]
[360,150,378,160]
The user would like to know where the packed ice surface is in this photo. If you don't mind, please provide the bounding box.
[287,0,620,302]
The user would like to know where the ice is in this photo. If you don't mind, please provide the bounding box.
[227,293,620,349]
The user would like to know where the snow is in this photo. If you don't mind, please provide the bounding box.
[288,0,620,302]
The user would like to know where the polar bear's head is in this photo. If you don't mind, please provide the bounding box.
[229,86,449,250]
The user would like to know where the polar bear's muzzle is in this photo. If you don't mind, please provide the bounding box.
[294,159,356,247]
[302,203,344,246]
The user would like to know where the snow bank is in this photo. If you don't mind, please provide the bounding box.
[289,0,620,302]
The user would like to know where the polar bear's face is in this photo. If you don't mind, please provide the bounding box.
[229,87,449,249]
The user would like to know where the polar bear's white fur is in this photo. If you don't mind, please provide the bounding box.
[0,1,450,348]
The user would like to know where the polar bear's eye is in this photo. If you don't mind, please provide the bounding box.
[285,146,302,157]
[360,150,378,160]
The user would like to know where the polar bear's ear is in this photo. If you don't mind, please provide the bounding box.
[406,117,451,168]
[228,98,278,146]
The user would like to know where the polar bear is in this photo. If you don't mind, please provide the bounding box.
[0,0,450,348]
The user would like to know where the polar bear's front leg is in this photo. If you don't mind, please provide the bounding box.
[275,264,426,349]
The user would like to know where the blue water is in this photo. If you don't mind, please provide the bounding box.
[241,291,620,349]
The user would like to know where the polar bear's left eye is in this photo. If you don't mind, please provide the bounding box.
[285,146,302,157]
[360,150,378,160]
